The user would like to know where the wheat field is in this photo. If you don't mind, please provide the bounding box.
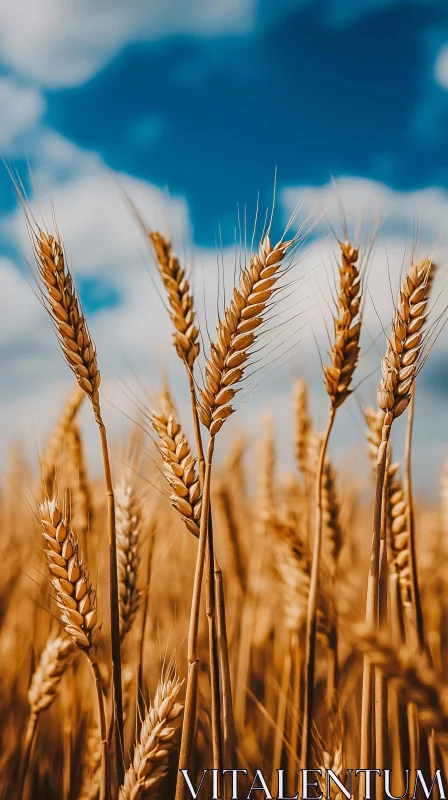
[0,188,447,800]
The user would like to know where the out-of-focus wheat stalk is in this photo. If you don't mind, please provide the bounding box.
[39,498,109,800]
[18,634,74,800]
[40,387,85,492]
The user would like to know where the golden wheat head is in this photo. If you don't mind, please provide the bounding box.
[378,258,436,424]
[149,231,200,368]
[198,232,298,435]
[39,498,99,653]
[29,226,101,418]
[323,239,363,408]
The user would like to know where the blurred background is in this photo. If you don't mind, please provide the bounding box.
[0,0,448,494]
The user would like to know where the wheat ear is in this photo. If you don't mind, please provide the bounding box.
[360,256,434,772]
[40,386,85,492]
[39,498,109,800]
[151,392,201,538]
[28,222,124,783]
[120,669,184,800]
[149,231,200,368]
[301,236,363,770]
[116,479,142,643]
[18,635,74,800]
[293,379,312,479]
[64,420,93,545]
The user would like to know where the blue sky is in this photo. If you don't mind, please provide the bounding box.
[50,0,448,236]
[2,0,448,241]
[0,0,448,487]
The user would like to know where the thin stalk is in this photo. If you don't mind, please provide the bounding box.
[375,534,388,775]
[288,632,301,786]
[137,530,155,722]
[408,703,419,780]
[188,372,205,477]
[18,710,39,800]
[62,693,72,800]
[234,522,267,728]
[327,625,339,713]
[96,415,124,787]
[205,515,223,771]
[188,369,225,772]
[90,659,110,800]
[360,428,390,772]
[271,641,292,789]
[300,408,336,769]
[175,435,215,800]
[404,389,425,652]
[215,563,236,768]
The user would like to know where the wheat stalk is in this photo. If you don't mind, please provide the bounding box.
[403,260,437,655]
[176,227,303,800]
[150,228,228,771]
[301,235,363,769]
[360,256,434,772]
[26,218,124,782]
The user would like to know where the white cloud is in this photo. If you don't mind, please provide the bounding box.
[0,0,257,88]
[0,77,44,153]
[435,45,448,91]
[282,176,448,247]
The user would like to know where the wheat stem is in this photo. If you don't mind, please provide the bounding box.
[90,660,110,800]
[360,430,389,773]
[17,711,38,800]
[215,563,236,768]
[175,435,215,800]
[137,527,155,721]
[404,388,425,652]
[97,417,124,787]
[300,407,335,769]
[188,369,224,772]
[272,640,292,788]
